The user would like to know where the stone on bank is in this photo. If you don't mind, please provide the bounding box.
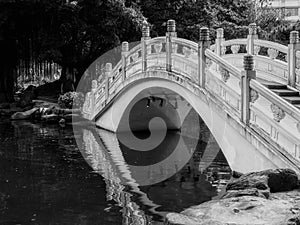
[165,169,300,225]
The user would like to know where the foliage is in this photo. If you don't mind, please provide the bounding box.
[58,91,84,109]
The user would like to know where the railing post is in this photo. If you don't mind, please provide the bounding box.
[247,23,258,55]
[121,42,129,81]
[105,63,112,102]
[166,19,177,72]
[241,55,256,125]
[91,80,97,120]
[141,21,150,72]
[288,31,299,87]
[216,28,224,57]
[198,27,210,87]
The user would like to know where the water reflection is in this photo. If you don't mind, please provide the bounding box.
[0,117,231,224]
[77,109,231,222]
[0,121,123,225]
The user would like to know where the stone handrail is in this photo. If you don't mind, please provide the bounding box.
[205,49,242,78]
[250,80,300,121]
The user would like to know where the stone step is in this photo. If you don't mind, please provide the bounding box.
[264,84,287,89]
[271,89,299,97]
[282,96,300,104]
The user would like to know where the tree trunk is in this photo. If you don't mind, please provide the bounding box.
[0,39,17,103]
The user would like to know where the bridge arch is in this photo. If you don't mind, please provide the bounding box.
[96,70,281,174]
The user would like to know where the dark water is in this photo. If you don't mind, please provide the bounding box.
[0,119,231,224]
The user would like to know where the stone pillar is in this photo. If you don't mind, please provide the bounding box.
[241,55,256,125]
[166,19,177,72]
[247,23,258,55]
[121,42,129,81]
[198,27,210,87]
[141,21,150,72]
[216,28,224,56]
[91,80,97,120]
[288,31,299,87]
[105,63,112,102]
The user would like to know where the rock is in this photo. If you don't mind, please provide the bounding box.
[11,108,39,120]
[59,118,66,124]
[222,188,268,199]
[227,169,298,193]
[18,85,37,108]
[0,192,8,211]
[232,171,243,178]
[165,194,300,225]
[41,114,59,123]
[0,103,10,109]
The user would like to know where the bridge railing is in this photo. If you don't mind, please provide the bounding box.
[249,79,300,162]
[82,20,300,165]
[212,25,300,90]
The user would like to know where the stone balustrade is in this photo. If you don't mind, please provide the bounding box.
[81,20,300,168]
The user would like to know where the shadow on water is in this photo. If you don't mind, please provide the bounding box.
[0,112,231,224]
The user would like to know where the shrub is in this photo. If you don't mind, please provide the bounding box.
[58,91,84,109]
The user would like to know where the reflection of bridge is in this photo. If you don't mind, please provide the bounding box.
[82,20,300,175]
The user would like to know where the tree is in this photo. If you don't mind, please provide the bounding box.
[0,0,145,102]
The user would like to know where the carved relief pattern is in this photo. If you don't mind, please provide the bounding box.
[220,67,230,82]
[154,43,163,53]
[172,43,178,54]
[221,46,226,55]
[231,45,240,54]
[131,52,139,62]
[250,89,259,103]
[183,46,192,58]
[267,48,279,59]
[297,123,300,133]
[83,92,92,113]
[206,58,213,68]
[254,45,260,55]
[270,104,286,122]
[296,57,300,68]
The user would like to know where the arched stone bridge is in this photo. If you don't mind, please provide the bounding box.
[81,20,300,176]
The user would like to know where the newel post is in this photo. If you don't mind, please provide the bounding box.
[141,21,150,72]
[91,80,98,120]
[198,27,210,87]
[216,28,224,56]
[105,63,112,102]
[247,23,258,55]
[121,42,129,81]
[288,31,299,87]
[241,55,256,125]
[166,19,177,72]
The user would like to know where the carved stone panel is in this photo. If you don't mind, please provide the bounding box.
[270,104,285,122]
[154,43,163,53]
[220,67,230,83]
[183,46,192,58]
[267,48,279,59]
[231,45,240,54]
[254,45,260,55]
[221,46,226,55]
[250,89,259,103]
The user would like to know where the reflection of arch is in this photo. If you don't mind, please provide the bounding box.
[96,72,286,174]
[78,128,163,217]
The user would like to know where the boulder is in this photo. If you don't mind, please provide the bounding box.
[0,103,10,109]
[222,188,268,199]
[0,192,8,211]
[18,85,37,108]
[165,193,300,225]
[11,107,39,120]
[227,168,298,193]
[41,114,59,123]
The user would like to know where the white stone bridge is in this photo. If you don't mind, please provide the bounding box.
[82,20,300,175]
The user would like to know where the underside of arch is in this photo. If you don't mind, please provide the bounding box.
[95,75,299,174]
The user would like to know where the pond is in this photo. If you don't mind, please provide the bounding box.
[0,116,231,224]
